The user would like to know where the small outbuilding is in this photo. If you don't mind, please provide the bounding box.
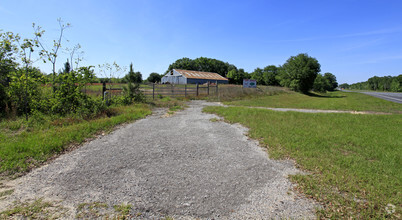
[161,69,228,84]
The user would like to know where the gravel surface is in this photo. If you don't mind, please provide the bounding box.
[238,106,391,114]
[3,100,318,219]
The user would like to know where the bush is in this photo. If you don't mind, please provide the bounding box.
[6,68,44,116]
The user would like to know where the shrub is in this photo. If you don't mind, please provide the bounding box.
[6,68,44,116]
[122,82,145,104]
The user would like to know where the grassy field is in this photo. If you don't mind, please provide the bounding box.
[204,103,401,218]
[0,104,151,176]
[226,90,402,113]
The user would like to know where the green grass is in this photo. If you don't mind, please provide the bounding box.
[0,189,14,198]
[226,91,402,113]
[203,106,401,218]
[0,104,151,177]
[150,96,188,109]
[2,200,134,219]
[76,202,109,218]
[1,198,66,219]
[113,203,132,217]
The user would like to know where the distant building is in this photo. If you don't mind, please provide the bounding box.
[161,69,228,84]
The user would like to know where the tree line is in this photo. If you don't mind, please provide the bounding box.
[165,57,237,77]
[339,75,401,92]
[167,54,338,93]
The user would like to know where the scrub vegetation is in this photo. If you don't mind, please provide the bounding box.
[0,20,151,177]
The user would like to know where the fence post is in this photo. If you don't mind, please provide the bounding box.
[207,82,210,95]
[196,83,199,96]
[102,82,106,100]
[216,81,218,96]
[171,84,174,96]
[185,84,187,97]
[152,83,155,100]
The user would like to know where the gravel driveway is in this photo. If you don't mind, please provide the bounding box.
[2,100,317,219]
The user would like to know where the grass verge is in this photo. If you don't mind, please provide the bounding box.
[0,199,67,219]
[226,91,402,113]
[203,106,401,218]
[76,202,109,218]
[0,104,151,177]
[113,203,132,216]
[2,200,135,219]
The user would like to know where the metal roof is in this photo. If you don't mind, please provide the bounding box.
[174,69,228,81]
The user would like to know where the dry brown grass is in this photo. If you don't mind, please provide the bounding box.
[209,85,287,102]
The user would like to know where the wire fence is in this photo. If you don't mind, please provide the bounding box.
[141,83,218,99]
[83,82,284,101]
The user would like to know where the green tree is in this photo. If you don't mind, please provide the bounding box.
[166,57,195,74]
[14,30,42,120]
[251,68,264,85]
[166,57,237,77]
[123,63,142,84]
[34,18,71,90]
[0,31,19,115]
[62,59,71,74]
[350,75,402,92]
[226,69,238,84]
[339,83,349,89]
[323,72,338,91]
[313,74,328,93]
[0,32,18,79]
[277,53,321,93]
[227,68,248,84]
[263,65,279,86]
[389,75,401,92]
[368,76,380,90]
[193,57,230,77]
[147,72,161,83]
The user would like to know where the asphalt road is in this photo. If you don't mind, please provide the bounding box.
[3,100,317,219]
[354,91,402,104]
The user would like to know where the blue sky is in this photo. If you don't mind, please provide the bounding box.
[1,0,401,84]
